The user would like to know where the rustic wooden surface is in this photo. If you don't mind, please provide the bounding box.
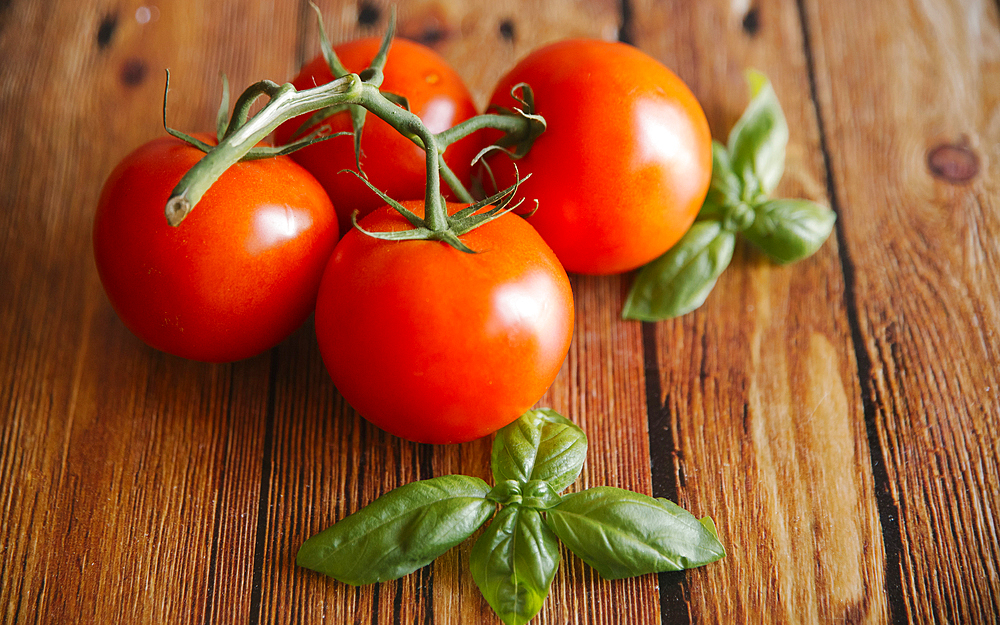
[1,0,998,623]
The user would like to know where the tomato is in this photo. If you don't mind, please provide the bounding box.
[93,135,339,363]
[314,202,574,444]
[275,38,482,235]
[486,39,712,275]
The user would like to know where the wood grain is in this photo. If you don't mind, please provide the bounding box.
[0,0,303,623]
[804,0,1000,621]
[630,2,886,623]
[2,0,999,623]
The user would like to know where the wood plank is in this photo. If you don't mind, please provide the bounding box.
[0,0,304,622]
[630,0,887,622]
[803,0,1000,621]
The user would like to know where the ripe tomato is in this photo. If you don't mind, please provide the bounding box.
[93,135,339,363]
[314,202,574,444]
[486,39,712,275]
[275,38,482,235]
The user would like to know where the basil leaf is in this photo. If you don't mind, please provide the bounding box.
[700,141,742,216]
[471,505,560,625]
[656,498,721,541]
[297,475,495,585]
[622,220,737,321]
[492,408,587,494]
[744,198,836,264]
[545,487,725,580]
[728,70,788,199]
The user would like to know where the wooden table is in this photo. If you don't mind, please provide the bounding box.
[2,0,998,622]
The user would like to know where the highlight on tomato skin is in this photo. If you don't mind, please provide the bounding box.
[314,201,574,445]
[274,37,484,236]
[92,135,339,363]
[485,38,713,276]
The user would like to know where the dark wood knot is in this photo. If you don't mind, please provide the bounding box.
[357,1,380,27]
[499,19,515,42]
[97,13,118,49]
[927,142,979,184]
[742,7,760,36]
[400,10,452,48]
[120,58,148,87]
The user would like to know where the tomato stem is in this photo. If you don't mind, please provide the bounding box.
[223,80,283,140]
[435,113,530,149]
[164,65,542,244]
[165,74,363,226]
[351,84,448,231]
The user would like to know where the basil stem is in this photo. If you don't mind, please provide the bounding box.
[545,487,726,580]
[701,140,743,214]
[296,475,495,585]
[621,220,737,321]
[491,408,588,494]
[471,505,561,625]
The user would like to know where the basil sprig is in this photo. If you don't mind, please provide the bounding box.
[622,70,837,321]
[297,409,725,624]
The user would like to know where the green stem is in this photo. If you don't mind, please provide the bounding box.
[165,75,363,226]
[433,113,534,204]
[435,113,530,148]
[351,85,447,231]
[164,74,537,229]
[438,157,474,204]
[224,80,282,140]
[376,112,531,205]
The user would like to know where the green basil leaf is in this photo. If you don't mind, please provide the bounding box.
[471,506,560,625]
[297,475,495,585]
[728,70,788,199]
[545,487,725,580]
[622,220,737,321]
[656,497,719,539]
[492,408,587,494]
[744,198,836,264]
[701,141,742,215]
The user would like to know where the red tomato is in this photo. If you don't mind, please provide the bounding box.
[486,39,712,275]
[93,135,339,363]
[275,38,482,235]
[314,202,574,444]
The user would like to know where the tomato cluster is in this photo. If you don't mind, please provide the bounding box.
[92,35,710,443]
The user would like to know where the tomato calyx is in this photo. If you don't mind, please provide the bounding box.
[349,169,530,253]
[477,83,547,160]
[697,198,756,233]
